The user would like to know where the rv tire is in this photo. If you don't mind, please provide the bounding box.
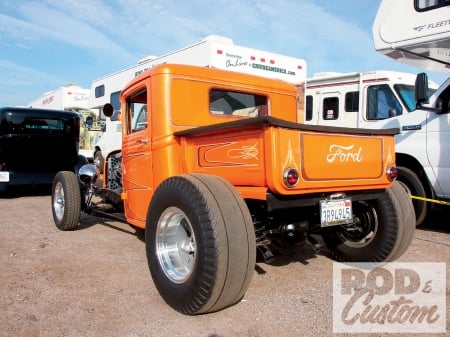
[396,166,427,226]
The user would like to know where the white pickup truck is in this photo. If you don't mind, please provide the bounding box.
[372,0,450,225]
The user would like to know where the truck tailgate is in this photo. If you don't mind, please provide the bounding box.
[177,116,398,196]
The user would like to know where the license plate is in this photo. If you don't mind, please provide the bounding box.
[0,171,9,182]
[320,198,352,227]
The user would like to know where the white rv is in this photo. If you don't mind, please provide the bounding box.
[90,34,306,111]
[372,0,450,225]
[91,35,307,171]
[28,84,102,160]
[304,70,438,128]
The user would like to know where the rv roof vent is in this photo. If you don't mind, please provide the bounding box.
[138,55,158,64]
[312,72,343,77]
[199,35,234,44]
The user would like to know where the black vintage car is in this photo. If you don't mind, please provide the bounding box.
[0,106,88,192]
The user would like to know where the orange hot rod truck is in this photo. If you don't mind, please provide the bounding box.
[51,64,415,315]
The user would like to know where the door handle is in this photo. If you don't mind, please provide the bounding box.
[136,138,149,144]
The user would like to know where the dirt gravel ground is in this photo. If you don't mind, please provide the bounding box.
[1,186,449,337]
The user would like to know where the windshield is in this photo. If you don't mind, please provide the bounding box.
[394,84,438,112]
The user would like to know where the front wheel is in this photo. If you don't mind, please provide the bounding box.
[322,181,415,262]
[396,166,427,226]
[146,174,256,315]
[51,171,81,231]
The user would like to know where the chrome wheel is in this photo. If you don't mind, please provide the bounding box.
[51,171,81,231]
[156,207,196,283]
[337,201,379,248]
[53,181,65,223]
[146,174,256,314]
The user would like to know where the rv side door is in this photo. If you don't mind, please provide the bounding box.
[317,92,343,127]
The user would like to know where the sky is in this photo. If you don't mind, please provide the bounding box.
[0,0,448,107]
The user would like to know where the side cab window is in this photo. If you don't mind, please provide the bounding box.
[125,88,148,134]
[367,84,402,120]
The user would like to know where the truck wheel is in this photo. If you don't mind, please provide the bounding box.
[396,166,427,226]
[146,174,256,315]
[51,171,81,231]
[322,181,415,262]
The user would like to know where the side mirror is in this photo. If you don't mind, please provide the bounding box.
[110,110,121,122]
[388,108,397,118]
[103,103,114,118]
[414,73,429,107]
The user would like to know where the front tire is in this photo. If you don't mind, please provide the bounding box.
[322,181,415,262]
[396,166,427,226]
[51,171,81,231]
[146,174,256,315]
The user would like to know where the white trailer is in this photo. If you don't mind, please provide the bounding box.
[304,70,438,128]
[90,34,306,111]
[28,84,102,160]
[91,35,307,171]
[371,0,450,226]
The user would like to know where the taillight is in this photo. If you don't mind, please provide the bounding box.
[283,168,299,187]
[386,166,397,181]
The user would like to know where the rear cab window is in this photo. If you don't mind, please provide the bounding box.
[209,89,268,118]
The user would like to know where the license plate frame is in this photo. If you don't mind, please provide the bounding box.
[0,172,9,182]
[320,198,352,227]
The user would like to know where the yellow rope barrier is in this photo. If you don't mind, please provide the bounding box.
[410,195,450,206]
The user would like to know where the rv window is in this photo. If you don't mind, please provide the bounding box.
[95,85,105,98]
[367,84,402,120]
[305,95,313,121]
[345,92,359,112]
[394,84,416,112]
[415,0,450,11]
[209,89,267,117]
[125,89,148,133]
[322,97,339,120]
[110,91,121,111]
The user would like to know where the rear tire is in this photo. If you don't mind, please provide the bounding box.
[396,166,427,226]
[51,171,81,231]
[146,174,256,315]
[322,181,415,262]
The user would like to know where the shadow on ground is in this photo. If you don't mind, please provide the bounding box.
[420,206,450,233]
[0,184,52,198]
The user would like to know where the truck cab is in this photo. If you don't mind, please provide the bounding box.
[89,35,306,172]
[0,106,87,192]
